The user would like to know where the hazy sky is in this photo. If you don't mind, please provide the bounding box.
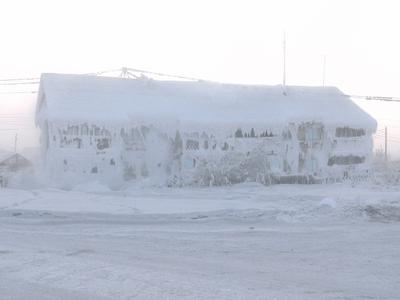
[0,0,399,154]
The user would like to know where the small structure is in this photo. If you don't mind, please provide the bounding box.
[35,73,377,186]
[0,151,32,187]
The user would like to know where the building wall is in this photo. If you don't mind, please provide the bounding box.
[39,120,374,187]
[0,154,32,188]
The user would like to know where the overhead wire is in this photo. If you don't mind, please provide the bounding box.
[0,77,40,82]
[0,91,38,94]
[0,81,39,86]
[1,67,400,102]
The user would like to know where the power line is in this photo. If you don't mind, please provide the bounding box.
[0,114,35,117]
[0,91,38,94]
[1,68,400,103]
[350,95,400,102]
[0,128,36,131]
[88,68,400,102]
[0,77,39,82]
[0,81,39,86]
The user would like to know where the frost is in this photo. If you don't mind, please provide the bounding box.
[319,197,337,208]
[35,74,377,188]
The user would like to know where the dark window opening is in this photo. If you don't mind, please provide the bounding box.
[186,139,199,150]
[335,127,365,137]
[97,138,110,150]
[328,155,365,166]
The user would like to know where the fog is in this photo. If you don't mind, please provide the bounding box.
[2,2,400,299]
[1,0,400,158]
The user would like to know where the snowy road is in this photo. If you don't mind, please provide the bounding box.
[1,183,400,299]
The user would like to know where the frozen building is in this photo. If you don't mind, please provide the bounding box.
[0,151,32,187]
[35,73,377,187]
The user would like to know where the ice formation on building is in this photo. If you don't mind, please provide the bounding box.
[36,73,377,187]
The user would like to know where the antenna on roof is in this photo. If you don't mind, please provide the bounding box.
[119,67,140,79]
[282,31,287,95]
[120,67,128,78]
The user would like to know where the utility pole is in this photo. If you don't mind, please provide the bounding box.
[385,127,388,164]
[283,31,286,88]
[14,134,18,153]
[14,133,18,166]
[322,55,326,87]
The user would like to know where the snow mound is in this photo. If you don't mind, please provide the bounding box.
[319,197,337,208]
[72,181,111,193]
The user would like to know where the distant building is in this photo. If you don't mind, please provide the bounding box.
[0,151,32,187]
[35,73,377,186]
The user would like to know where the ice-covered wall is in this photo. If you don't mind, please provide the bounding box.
[38,119,374,187]
[35,73,377,187]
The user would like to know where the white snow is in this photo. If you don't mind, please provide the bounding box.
[1,183,400,299]
[72,181,112,193]
[319,197,337,208]
[37,73,377,130]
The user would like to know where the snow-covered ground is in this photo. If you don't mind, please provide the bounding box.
[1,183,400,299]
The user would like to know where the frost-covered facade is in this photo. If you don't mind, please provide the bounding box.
[36,73,377,187]
[0,151,32,187]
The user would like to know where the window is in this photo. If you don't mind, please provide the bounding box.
[328,155,365,166]
[297,122,323,141]
[335,127,365,138]
[186,139,199,150]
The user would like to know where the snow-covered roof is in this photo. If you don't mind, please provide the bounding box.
[36,73,377,130]
[0,150,15,162]
[0,151,30,164]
